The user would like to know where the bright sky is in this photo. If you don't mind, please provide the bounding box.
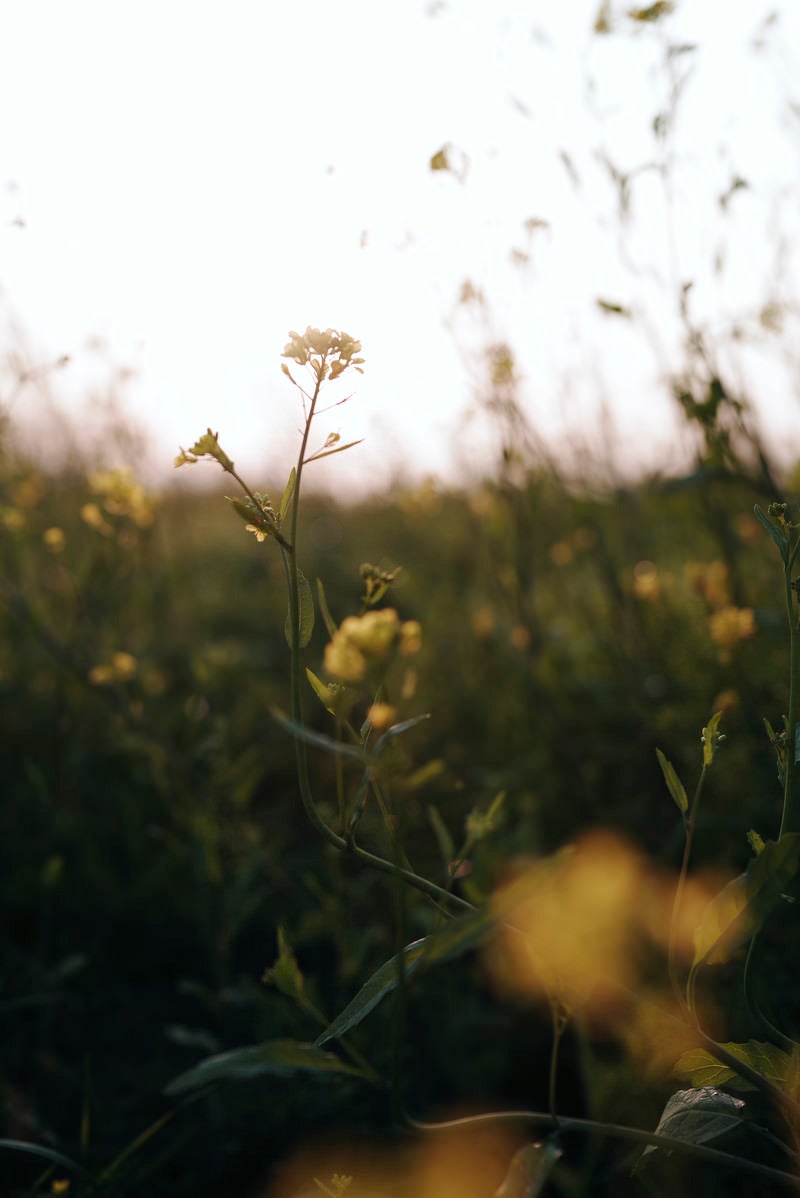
[1,1,799,495]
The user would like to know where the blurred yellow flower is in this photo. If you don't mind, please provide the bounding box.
[81,503,113,537]
[550,539,574,567]
[324,609,421,684]
[89,468,155,528]
[471,606,495,639]
[686,560,730,609]
[10,474,46,509]
[709,605,756,658]
[366,703,396,731]
[43,526,66,553]
[1,507,26,531]
[399,619,422,656]
[88,651,137,686]
[632,560,660,601]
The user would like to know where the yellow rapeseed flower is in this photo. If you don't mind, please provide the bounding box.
[43,526,66,553]
[366,703,397,731]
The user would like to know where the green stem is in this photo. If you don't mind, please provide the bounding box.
[780,558,800,837]
[669,763,707,1009]
[280,371,473,915]
[548,1005,566,1130]
[229,466,293,553]
[406,1111,800,1191]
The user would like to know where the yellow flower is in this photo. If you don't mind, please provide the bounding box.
[709,606,756,653]
[81,503,113,537]
[632,561,660,601]
[89,468,154,527]
[1,507,26,531]
[323,636,366,683]
[399,620,422,656]
[88,651,137,686]
[323,609,417,683]
[366,703,397,731]
[43,526,66,553]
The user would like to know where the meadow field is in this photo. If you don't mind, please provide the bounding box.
[3,337,800,1197]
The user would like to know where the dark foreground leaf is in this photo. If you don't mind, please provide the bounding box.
[164,1039,367,1096]
[317,902,494,1046]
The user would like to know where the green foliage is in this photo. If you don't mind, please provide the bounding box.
[4,329,800,1196]
[691,835,800,969]
[656,748,688,816]
[165,1039,368,1096]
[674,1042,794,1092]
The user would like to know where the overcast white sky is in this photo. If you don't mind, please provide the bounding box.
[1,1,799,494]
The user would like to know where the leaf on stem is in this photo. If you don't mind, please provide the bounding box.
[263,927,306,1003]
[279,468,296,522]
[306,668,340,715]
[316,578,338,639]
[164,1040,367,1095]
[304,440,364,465]
[754,504,789,564]
[692,834,800,969]
[674,1041,794,1091]
[373,713,431,753]
[271,709,367,762]
[285,570,315,648]
[656,749,688,816]
[702,711,724,767]
[316,903,495,1045]
[428,804,455,870]
[637,1088,746,1173]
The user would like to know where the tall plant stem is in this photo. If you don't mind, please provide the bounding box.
[668,763,707,1007]
[780,555,800,838]
[280,373,473,915]
[406,1111,800,1192]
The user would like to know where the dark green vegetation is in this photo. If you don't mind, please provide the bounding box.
[3,376,800,1196]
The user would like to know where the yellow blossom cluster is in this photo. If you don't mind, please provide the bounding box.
[88,469,155,528]
[632,560,661,601]
[88,651,137,686]
[709,605,756,660]
[43,526,66,553]
[686,560,731,609]
[323,609,421,684]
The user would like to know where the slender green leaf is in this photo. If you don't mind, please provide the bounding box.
[316,902,494,1046]
[465,791,507,847]
[315,939,431,1045]
[692,834,800,968]
[656,749,688,816]
[374,713,430,753]
[304,439,364,464]
[428,804,455,869]
[702,711,724,767]
[271,709,366,762]
[0,1139,88,1178]
[263,927,306,1003]
[164,1039,365,1096]
[754,504,789,563]
[278,467,296,521]
[285,570,315,648]
[674,1042,794,1092]
[316,578,338,638]
[306,668,339,715]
